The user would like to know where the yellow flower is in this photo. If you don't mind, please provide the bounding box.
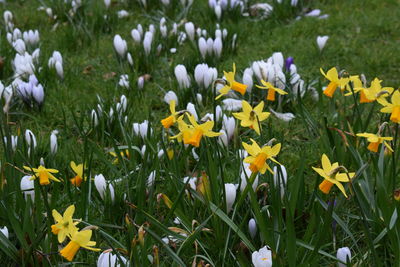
[60,229,100,261]
[356,132,393,153]
[256,80,288,101]
[394,189,400,201]
[312,154,355,198]
[161,100,178,129]
[233,101,270,135]
[70,161,85,186]
[378,90,400,123]
[216,63,247,100]
[346,77,393,103]
[23,165,60,185]
[242,139,281,174]
[177,114,221,147]
[51,205,79,243]
[320,67,350,98]
[109,150,130,164]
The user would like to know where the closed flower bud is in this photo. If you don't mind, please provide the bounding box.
[242,73,253,93]
[218,129,228,147]
[337,247,351,267]
[0,226,9,239]
[186,102,198,121]
[222,115,235,140]
[131,29,141,43]
[13,39,26,54]
[213,37,223,58]
[97,250,128,267]
[174,65,191,89]
[143,31,153,56]
[273,165,287,199]
[214,4,222,20]
[224,183,237,213]
[196,93,202,105]
[50,130,58,155]
[32,84,44,105]
[20,175,35,201]
[94,174,115,202]
[113,34,127,58]
[198,37,207,59]
[104,0,111,9]
[55,61,64,79]
[184,22,195,41]
[25,129,37,148]
[248,218,257,238]
[206,38,214,55]
[317,35,329,51]
[164,91,178,105]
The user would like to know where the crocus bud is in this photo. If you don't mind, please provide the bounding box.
[305,9,321,17]
[337,247,351,267]
[242,73,253,93]
[213,37,223,58]
[218,129,228,147]
[222,115,235,140]
[273,165,287,199]
[248,218,257,238]
[55,61,64,79]
[204,67,217,89]
[97,250,127,267]
[206,38,214,55]
[240,166,258,192]
[50,130,58,155]
[270,109,295,122]
[104,0,111,9]
[32,84,44,105]
[20,175,34,201]
[94,174,115,202]
[272,52,284,68]
[224,183,237,213]
[113,34,127,58]
[194,63,207,88]
[186,102,198,121]
[214,5,222,20]
[198,37,207,59]
[184,22,195,41]
[164,91,178,105]
[174,65,190,89]
[196,93,202,105]
[147,171,156,187]
[317,35,329,51]
[91,110,99,127]
[13,39,26,54]
[25,129,37,148]
[0,227,9,239]
[143,31,153,56]
[131,29,141,43]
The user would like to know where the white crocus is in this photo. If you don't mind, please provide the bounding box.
[132,120,151,139]
[118,74,130,89]
[213,37,223,58]
[13,39,26,54]
[273,165,287,199]
[184,22,195,41]
[94,174,115,202]
[104,0,111,8]
[186,102,198,121]
[147,171,156,187]
[222,115,235,140]
[305,9,321,17]
[240,165,258,192]
[198,37,207,59]
[143,31,153,55]
[97,250,127,267]
[248,218,257,239]
[164,91,178,105]
[55,61,64,79]
[218,129,228,147]
[224,183,237,213]
[137,76,144,89]
[0,227,9,239]
[337,247,351,267]
[252,246,273,267]
[32,84,44,105]
[113,34,127,58]
[269,109,295,122]
[243,73,253,93]
[214,4,222,20]
[131,29,141,43]
[50,130,58,155]
[127,52,134,66]
[222,98,242,111]
[196,93,203,105]
[25,129,37,148]
[20,175,35,201]
[317,35,329,51]
[174,65,191,89]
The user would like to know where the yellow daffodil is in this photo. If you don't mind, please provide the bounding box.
[233,101,270,135]
[312,154,355,198]
[51,205,80,243]
[394,189,400,201]
[23,165,60,185]
[70,161,85,186]
[161,100,178,129]
[109,150,130,164]
[177,114,221,147]
[320,67,350,98]
[60,229,100,261]
[356,133,393,153]
[256,80,288,101]
[242,139,281,174]
[378,90,400,123]
[346,77,393,103]
[216,63,247,100]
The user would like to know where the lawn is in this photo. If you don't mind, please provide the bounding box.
[0,0,400,266]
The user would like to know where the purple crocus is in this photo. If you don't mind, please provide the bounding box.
[285,57,294,72]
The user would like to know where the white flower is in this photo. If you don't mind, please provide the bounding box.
[224,183,237,213]
[143,31,153,55]
[20,175,34,201]
[269,108,295,122]
[291,0,298,6]
[147,171,156,186]
[113,34,127,58]
[161,0,170,6]
[214,4,222,20]
[104,0,111,9]
[222,98,242,111]
[13,39,26,54]
[32,84,44,105]
[164,91,178,105]
[213,37,223,58]
[240,165,258,192]
[0,226,9,239]
[118,74,130,89]
[222,115,235,140]
[13,52,35,77]
[25,129,37,148]
[55,61,64,79]
[218,129,228,147]
[174,65,191,89]
[4,135,18,151]
[272,52,284,68]
[23,30,40,46]
[91,110,99,127]
[252,246,272,267]
[317,35,329,51]
[194,63,208,88]
[204,67,217,89]
[198,37,207,59]
[137,76,144,89]
[273,165,287,199]
[206,38,214,55]
[3,10,13,24]
[94,174,115,202]
[117,10,129,18]
[248,218,257,239]
[131,29,141,43]
[127,52,133,66]
[305,9,321,17]
[184,22,195,41]
[186,102,198,121]
[183,176,197,191]
[50,130,58,155]
[196,93,202,105]
[132,120,151,139]
[243,73,253,93]
[337,247,351,267]
[97,250,127,267]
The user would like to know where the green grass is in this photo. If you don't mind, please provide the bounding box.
[0,0,400,266]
